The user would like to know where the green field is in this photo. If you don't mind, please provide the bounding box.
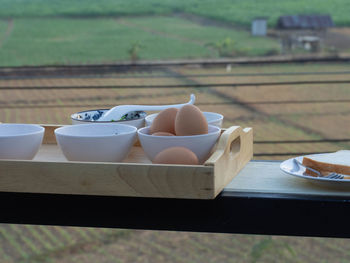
[0,0,349,66]
[0,16,280,66]
[1,0,350,27]
[0,17,210,65]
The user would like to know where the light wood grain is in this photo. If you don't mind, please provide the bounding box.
[0,124,253,199]
[227,161,350,197]
[0,158,214,198]
[41,124,61,144]
[205,126,253,196]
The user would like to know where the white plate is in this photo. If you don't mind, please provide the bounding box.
[280,154,350,187]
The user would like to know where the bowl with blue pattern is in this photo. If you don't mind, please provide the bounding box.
[71,109,146,128]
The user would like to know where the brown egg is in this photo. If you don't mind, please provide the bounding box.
[149,108,178,134]
[152,132,175,136]
[175,105,208,136]
[153,147,199,165]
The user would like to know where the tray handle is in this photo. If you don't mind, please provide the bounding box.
[205,126,253,194]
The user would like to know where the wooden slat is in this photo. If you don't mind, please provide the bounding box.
[0,155,214,199]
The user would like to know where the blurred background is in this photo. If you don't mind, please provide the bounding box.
[1,0,350,262]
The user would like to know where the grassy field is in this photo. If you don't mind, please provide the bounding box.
[0,17,209,65]
[2,225,350,263]
[0,0,350,27]
[0,0,349,66]
[0,17,212,66]
[0,16,280,66]
[121,17,280,56]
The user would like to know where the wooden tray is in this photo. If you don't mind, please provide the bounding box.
[0,125,253,199]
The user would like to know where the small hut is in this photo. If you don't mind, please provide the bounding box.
[277,15,333,30]
[276,15,333,53]
[251,17,268,36]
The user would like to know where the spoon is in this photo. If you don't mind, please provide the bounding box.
[99,94,196,121]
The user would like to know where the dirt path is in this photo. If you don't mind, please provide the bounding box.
[0,19,14,49]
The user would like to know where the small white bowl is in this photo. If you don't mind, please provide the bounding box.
[71,109,146,128]
[137,125,221,164]
[55,123,137,162]
[0,123,44,160]
[145,112,223,128]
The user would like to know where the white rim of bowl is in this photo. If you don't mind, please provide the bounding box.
[145,112,223,122]
[203,112,224,120]
[0,123,44,138]
[71,109,146,123]
[55,123,137,138]
[137,125,221,138]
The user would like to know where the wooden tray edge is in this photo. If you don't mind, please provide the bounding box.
[205,126,253,197]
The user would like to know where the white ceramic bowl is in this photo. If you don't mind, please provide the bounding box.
[137,125,221,164]
[145,112,223,128]
[0,123,45,160]
[55,123,137,162]
[71,109,146,128]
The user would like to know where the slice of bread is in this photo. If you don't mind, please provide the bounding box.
[302,150,350,177]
